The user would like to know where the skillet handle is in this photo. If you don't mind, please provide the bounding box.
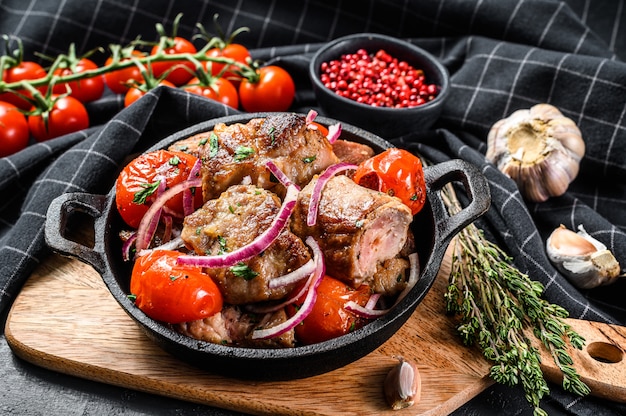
[45,192,108,274]
[423,159,491,245]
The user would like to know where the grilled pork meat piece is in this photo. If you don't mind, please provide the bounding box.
[169,113,340,201]
[332,139,375,165]
[180,184,311,305]
[291,175,413,294]
[174,305,295,348]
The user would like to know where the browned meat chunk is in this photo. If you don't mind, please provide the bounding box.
[291,175,413,294]
[180,184,311,305]
[171,114,340,201]
[174,305,295,348]
[332,139,375,165]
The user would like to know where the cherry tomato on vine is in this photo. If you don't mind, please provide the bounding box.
[104,51,145,94]
[124,79,175,107]
[238,65,295,112]
[115,149,203,228]
[52,58,104,103]
[182,76,238,109]
[0,61,47,110]
[150,37,197,86]
[204,43,250,87]
[28,95,89,142]
[0,101,29,157]
[286,275,371,345]
[353,148,426,215]
[130,250,223,324]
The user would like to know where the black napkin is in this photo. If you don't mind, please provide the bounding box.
[0,1,625,415]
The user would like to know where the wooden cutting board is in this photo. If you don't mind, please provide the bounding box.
[5,248,626,415]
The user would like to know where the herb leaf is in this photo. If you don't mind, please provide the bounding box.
[230,262,258,280]
[133,181,160,204]
[209,132,219,158]
[234,146,254,161]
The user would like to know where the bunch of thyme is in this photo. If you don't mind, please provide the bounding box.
[440,183,590,416]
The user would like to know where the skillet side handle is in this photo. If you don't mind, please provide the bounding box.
[424,159,491,245]
[45,192,108,274]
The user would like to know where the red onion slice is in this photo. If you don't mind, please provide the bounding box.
[268,259,316,289]
[252,236,325,340]
[305,109,318,124]
[306,162,357,226]
[121,232,137,261]
[183,158,202,216]
[265,160,300,189]
[345,300,388,318]
[326,123,341,143]
[135,178,202,252]
[176,184,299,268]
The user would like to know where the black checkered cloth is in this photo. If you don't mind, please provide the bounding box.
[0,1,625,415]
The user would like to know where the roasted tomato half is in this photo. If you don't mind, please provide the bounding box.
[130,250,223,324]
[287,275,371,345]
[115,150,203,228]
[353,148,426,215]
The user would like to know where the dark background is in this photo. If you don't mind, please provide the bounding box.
[1,1,625,415]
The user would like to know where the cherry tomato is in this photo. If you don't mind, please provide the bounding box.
[150,37,196,86]
[287,275,371,345]
[0,61,47,110]
[0,101,29,157]
[115,149,203,228]
[104,51,145,94]
[124,79,175,107]
[182,76,238,109]
[52,58,104,103]
[238,65,295,112]
[353,148,427,215]
[204,43,250,86]
[27,95,89,142]
[130,250,223,324]
[308,121,328,137]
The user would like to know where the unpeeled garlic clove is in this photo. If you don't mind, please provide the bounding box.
[486,104,585,202]
[383,355,421,410]
[546,224,622,289]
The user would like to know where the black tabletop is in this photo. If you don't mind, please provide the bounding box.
[1,1,626,415]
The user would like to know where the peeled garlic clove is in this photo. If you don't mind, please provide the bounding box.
[486,104,585,202]
[546,225,621,289]
[383,356,421,410]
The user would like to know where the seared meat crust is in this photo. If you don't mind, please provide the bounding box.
[170,113,340,201]
[181,184,311,305]
[291,175,413,294]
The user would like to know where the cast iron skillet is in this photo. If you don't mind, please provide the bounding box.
[44,113,490,381]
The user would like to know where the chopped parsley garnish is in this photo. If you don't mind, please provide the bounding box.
[209,132,219,158]
[198,136,208,146]
[269,126,276,146]
[234,146,255,161]
[230,262,258,280]
[217,235,228,254]
[302,155,317,163]
[133,181,160,204]
[169,155,181,166]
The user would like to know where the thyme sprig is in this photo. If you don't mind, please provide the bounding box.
[440,183,590,416]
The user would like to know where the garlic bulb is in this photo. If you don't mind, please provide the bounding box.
[486,104,585,202]
[546,224,621,289]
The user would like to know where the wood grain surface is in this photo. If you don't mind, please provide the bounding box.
[6,248,626,415]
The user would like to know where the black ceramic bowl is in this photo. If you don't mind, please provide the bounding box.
[310,33,450,138]
[45,113,489,381]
